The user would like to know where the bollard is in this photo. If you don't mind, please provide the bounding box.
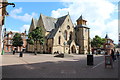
[19,52,23,57]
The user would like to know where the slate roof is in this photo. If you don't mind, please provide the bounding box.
[77,15,87,21]
[55,15,68,27]
[67,40,72,45]
[29,14,69,39]
[44,14,68,39]
[40,14,57,31]
[46,28,58,39]
[75,25,90,29]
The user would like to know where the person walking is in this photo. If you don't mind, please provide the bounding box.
[116,50,119,59]
[111,50,115,61]
[13,50,15,55]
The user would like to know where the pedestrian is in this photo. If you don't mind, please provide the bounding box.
[111,50,115,61]
[13,50,15,55]
[116,50,119,59]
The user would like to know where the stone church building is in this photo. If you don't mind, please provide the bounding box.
[27,13,91,54]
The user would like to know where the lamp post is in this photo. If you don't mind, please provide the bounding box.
[64,42,66,54]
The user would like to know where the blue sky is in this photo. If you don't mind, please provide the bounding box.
[5,2,64,32]
[5,0,119,44]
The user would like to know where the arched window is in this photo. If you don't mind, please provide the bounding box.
[69,32,72,40]
[64,30,67,40]
[67,25,70,29]
[58,36,61,45]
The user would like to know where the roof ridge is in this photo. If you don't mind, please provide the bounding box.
[40,13,57,20]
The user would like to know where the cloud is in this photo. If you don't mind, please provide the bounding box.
[51,0,118,44]
[20,24,30,33]
[10,7,38,22]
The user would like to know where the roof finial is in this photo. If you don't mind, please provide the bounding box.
[68,12,69,15]
[105,33,109,39]
[24,29,26,34]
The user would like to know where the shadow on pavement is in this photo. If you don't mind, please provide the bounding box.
[1,54,119,80]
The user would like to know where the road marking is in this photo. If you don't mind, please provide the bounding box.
[91,61,104,69]
[61,70,76,74]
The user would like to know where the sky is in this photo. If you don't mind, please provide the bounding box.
[4,0,119,44]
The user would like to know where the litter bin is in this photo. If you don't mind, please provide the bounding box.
[19,52,23,57]
[87,54,94,65]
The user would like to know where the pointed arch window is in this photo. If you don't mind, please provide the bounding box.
[69,32,72,40]
[64,30,67,40]
[58,36,61,45]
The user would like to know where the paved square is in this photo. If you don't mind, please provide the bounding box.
[1,53,119,78]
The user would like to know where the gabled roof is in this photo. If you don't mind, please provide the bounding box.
[46,28,58,39]
[33,18,38,28]
[46,15,68,39]
[40,14,57,31]
[29,18,38,33]
[56,14,68,27]
[77,15,87,21]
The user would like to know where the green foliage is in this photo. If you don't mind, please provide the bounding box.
[27,39,34,45]
[27,27,44,44]
[27,27,45,54]
[91,35,106,48]
[12,33,23,47]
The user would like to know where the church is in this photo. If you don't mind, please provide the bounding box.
[27,13,91,54]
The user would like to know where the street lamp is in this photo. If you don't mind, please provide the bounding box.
[0,2,15,16]
[0,2,15,9]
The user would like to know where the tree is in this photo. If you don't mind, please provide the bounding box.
[91,35,106,48]
[12,33,23,52]
[27,27,44,54]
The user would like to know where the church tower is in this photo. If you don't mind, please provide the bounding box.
[75,15,90,54]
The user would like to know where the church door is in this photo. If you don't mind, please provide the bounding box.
[71,45,76,53]
[49,47,52,54]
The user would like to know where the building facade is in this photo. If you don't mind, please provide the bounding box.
[0,0,7,53]
[3,31,27,52]
[27,14,91,54]
[103,34,114,54]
